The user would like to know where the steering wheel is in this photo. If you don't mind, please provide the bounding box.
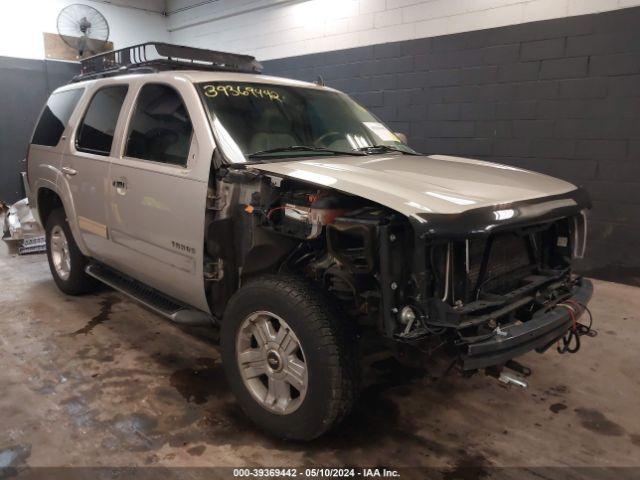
[315,131,346,148]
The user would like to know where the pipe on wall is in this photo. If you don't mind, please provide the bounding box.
[87,0,166,15]
[166,0,220,16]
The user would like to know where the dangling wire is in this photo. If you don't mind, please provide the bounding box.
[556,301,597,354]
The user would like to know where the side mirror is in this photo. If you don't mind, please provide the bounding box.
[394,132,408,144]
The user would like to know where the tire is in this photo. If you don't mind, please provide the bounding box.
[220,275,357,440]
[45,208,97,295]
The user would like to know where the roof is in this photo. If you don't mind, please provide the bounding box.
[60,69,327,92]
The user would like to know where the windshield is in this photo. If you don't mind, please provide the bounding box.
[197,82,417,162]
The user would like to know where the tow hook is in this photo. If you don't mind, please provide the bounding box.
[497,372,528,389]
[486,360,531,389]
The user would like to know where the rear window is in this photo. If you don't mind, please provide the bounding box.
[76,85,128,156]
[32,89,84,147]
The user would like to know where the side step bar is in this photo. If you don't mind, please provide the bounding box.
[85,263,215,326]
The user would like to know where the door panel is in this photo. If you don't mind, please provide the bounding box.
[61,85,128,261]
[103,82,210,312]
[105,163,208,310]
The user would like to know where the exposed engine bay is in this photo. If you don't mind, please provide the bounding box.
[204,164,592,373]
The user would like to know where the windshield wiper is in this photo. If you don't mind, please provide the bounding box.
[357,144,419,155]
[248,145,366,158]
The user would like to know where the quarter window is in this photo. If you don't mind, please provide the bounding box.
[76,85,128,156]
[125,84,193,166]
[32,89,83,147]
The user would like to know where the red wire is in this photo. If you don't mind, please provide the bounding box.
[557,303,577,331]
[266,205,288,219]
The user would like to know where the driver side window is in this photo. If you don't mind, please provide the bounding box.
[125,83,193,166]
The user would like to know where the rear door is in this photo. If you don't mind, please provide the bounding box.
[104,80,211,312]
[60,83,129,261]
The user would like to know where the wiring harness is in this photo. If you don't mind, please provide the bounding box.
[556,300,597,354]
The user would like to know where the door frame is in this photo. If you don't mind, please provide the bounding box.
[58,81,132,258]
[103,76,216,311]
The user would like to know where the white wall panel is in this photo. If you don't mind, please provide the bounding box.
[167,0,639,60]
[0,0,168,60]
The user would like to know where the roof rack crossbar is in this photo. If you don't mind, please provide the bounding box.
[71,42,262,82]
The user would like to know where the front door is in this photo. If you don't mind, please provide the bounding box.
[104,81,210,312]
[61,84,129,261]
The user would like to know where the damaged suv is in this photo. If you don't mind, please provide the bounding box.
[28,43,592,440]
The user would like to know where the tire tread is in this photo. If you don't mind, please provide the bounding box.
[223,274,357,439]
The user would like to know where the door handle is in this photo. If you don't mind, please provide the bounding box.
[112,178,127,195]
[62,166,77,176]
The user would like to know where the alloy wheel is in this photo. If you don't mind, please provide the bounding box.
[50,225,71,281]
[236,311,308,415]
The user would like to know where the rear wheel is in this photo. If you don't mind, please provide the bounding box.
[45,208,97,295]
[221,275,357,440]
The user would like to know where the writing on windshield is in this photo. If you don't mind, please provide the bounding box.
[198,81,415,162]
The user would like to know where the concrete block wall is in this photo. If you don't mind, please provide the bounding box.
[0,58,79,204]
[262,7,640,285]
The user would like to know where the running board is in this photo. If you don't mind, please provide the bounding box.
[85,263,214,326]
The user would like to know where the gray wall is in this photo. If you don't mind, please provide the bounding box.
[0,57,79,204]
[263,7,640,286]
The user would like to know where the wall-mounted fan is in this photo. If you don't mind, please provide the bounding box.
[56,4,110,57]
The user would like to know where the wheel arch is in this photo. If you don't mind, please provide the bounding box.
[36,185,90,256]
[36,187,63,230]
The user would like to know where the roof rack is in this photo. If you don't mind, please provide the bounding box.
[71,42,263,82]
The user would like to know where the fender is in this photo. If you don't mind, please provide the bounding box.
[34,165,91,257]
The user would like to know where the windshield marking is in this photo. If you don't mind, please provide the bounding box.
[198,81,418,163]
[203,84,282,101]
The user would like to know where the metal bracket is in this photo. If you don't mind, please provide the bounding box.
[498,372,528,389]
[204,258,224,281]
[207,190,226,211]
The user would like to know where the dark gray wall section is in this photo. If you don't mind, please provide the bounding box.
[263,7,640,286]
[0,57,79,204]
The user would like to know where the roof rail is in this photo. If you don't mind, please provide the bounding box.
[71,42,263,82]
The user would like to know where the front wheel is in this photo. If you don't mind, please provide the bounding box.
[220,275,357,440]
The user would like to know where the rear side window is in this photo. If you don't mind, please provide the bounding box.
[32,89,83,147]
[125,84,193,166]
[76,85,128,156]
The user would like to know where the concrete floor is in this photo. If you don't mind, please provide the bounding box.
[1,242,639,478]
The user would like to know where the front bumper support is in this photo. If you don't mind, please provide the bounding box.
[462,278,593,370]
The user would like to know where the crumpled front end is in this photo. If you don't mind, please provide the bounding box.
[462,277,592,369]
[378,187,593,370]
[216,162,594,374]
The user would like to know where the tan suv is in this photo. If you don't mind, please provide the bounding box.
[28,43,593,440]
